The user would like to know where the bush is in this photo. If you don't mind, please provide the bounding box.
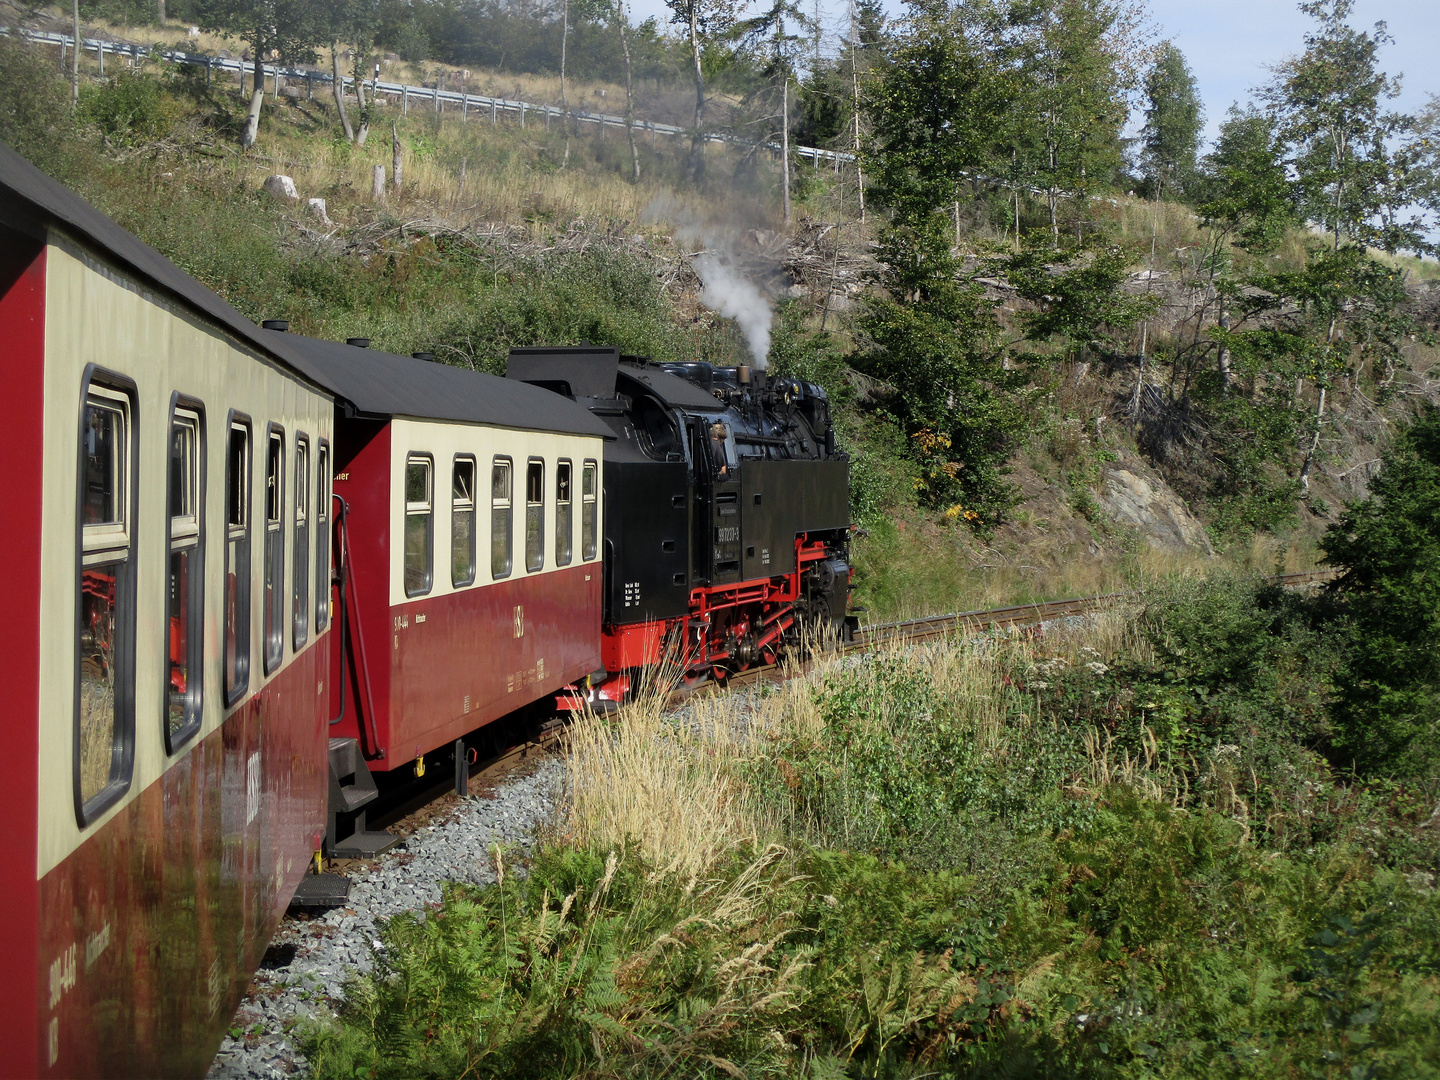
[0,37,81,177]
[79,71,181,144]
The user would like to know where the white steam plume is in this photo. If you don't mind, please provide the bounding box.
[693,252,773,369]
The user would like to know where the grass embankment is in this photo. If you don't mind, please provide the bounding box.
[301,576,1440,1078]
[0,36,1396,620]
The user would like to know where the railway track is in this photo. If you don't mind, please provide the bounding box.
[354,567,1341,841]
[854,568,1337,648]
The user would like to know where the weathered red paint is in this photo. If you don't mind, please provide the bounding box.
[34,645,327,1078]
[0,231,45,1080]
[332,420,604,772]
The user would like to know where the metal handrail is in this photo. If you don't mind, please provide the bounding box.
[4,25,857,166]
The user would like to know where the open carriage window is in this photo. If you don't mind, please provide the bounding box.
[491,457,512,579]
[165,401,204,753]
[75,374,137,824]
[555,460,572,567]
[404,455,434,597]
[452,456,476,587]
[262,427,285,674]
[525,459,545,573]
[315,441,330,630]
[292,435,310,650]
[581,460,598,561]
[224,418,252,705]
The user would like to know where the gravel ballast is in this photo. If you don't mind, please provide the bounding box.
[206,757,565,1080]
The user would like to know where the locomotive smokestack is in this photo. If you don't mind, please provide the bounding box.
[737,365,751,385]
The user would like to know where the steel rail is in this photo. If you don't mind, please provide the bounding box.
[854,568,1338,648]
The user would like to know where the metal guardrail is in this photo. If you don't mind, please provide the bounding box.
[7,26,856,167]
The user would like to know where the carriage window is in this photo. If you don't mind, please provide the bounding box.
[404,455,433,597]
[491,457,512,579]
[77,379,136,822]
[452,456,476,587]
[315,441,330,630]
[292,436,310,650]
[166,405,204,753]
[555,460,573,567]
[525,459,545,573]
[262,429,285,675]
[224,420,251,705]
[581,460,598,561]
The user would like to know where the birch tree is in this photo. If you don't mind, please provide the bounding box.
[194,0,326,147]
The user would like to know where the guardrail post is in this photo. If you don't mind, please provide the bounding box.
[519,101,525,128]
[97,41,103,76]
[402,84,407,115]
[461,94,467,122]
[491,99,496,124]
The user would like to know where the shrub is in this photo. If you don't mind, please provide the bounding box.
[78,71,181,145]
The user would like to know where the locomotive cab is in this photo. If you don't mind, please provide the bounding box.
[508,346,855,693]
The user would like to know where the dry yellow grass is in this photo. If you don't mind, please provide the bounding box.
[558,609,1145,873]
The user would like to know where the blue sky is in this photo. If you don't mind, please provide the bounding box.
[623,0,1438,150]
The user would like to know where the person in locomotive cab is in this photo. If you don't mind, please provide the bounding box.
[708,420,732,479]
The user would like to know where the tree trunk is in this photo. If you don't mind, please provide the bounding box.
[616,0,639,181]
[851,42,863,224]
[1217,306,1232,391]
[1299,386,1326,494]
[354,57,369,145]
[332,42,354,143]
[560,0,571,168]
[70,0,79,112]
[372,163,385,199]
[242,50,264,147]
[688,4,705,177]
[156,0,165,25]
[781,77,791,226]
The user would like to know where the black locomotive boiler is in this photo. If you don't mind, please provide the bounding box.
[507,346,854,696]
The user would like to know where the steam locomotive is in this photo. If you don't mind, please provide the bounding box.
[0,136,853,1078]
[508,347,855,701]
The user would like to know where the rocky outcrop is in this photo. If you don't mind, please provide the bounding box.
[1100,454,1213,553]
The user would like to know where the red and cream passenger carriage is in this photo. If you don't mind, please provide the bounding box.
[0,140,611,1077]
[0,143,335,1077]
[261,331,612,854]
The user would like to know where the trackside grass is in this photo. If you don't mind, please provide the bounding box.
[301,587,1440,1079]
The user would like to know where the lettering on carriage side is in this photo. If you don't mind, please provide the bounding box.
[623,582,641,607]
[245,750,262,826]
[84,923,110,970]
[513,605,524,638]
[48,943,76,1008]
[47,1018,58,1068]
[463,694,471,714]
[334,472,350,481]
[716,527,739,544]
[414,613,426,623]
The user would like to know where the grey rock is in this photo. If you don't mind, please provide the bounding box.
[1099,458,1213,553]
